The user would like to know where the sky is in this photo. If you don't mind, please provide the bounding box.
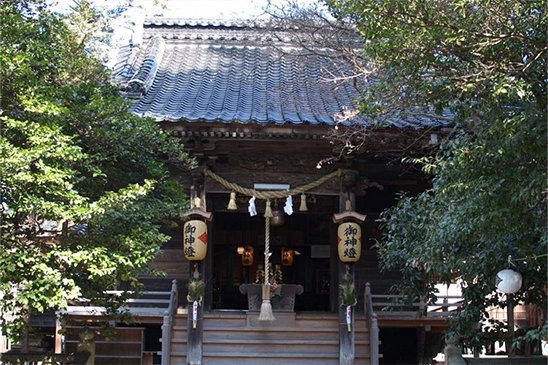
[138,0,268,18]
[50,0,275,66]
[50,0,317,67]
[52,0,274,19]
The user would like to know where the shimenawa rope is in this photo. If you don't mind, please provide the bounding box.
[203,167,352,200]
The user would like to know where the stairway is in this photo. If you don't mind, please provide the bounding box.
[170,312,188,364]
[169,311,373,365]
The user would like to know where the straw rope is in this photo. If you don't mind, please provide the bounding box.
[203,167,352,199]
[258,212,275,321]
[264,217,270,285]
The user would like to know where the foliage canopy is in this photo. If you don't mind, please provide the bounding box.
[316,0,547,347]
[0,0,192,339]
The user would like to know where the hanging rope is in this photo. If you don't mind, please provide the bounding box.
[264,217,271,286]
[203,167,352,200]
[258,212,275,321]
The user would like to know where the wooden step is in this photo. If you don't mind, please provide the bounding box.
[169,312,376,365]
[204,327,339,341]
[203,338,340,354]
[203,351,340,365]
[170,339,187,354]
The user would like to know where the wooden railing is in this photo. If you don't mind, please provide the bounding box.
[364,283,464,364]
[364,283,379,365]
[368,291,464,319]
[161,280,178,365]
[63,287,173,318]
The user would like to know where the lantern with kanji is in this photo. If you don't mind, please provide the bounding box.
[183,220,208,261]
[337,222,362,262]
[333,201,366,263]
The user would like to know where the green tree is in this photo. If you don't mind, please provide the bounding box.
[0,0,192,339]
[321,0,547,348]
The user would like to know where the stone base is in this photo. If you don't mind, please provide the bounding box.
[246,311,296,328]
[239,284,304,312]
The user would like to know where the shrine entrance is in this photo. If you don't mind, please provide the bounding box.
[210,194,339,312]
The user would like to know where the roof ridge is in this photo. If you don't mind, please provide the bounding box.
[143,18,262,28]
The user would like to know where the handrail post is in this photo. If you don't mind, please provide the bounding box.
[419,295,427,317]
[365,283,379,365]
[161,313,171,365]
[161,279,178,365]
[364,283,371,317]
[172,279,179,309]
[370,316,379,365]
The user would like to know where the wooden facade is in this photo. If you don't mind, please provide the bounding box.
[144,124,452,365]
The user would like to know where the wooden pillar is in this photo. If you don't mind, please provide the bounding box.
[184,172,211,365]
[200,175,215,312]
[187,262,204,365]
[330,222,339,312]
[339,191,355,365]
[54,318,63,354]
[204,191,213,312]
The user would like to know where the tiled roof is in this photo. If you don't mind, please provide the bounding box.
[114,19,453,129]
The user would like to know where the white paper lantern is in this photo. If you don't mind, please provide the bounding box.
[337,222,362,262]
[183,220,208,261]
[496,269,522,294]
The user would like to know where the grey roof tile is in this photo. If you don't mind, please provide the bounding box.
[115,19,453,129]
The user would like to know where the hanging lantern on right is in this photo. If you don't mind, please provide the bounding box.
[337,222,362,262]
[333,200,367,263]
[496,268,522,294]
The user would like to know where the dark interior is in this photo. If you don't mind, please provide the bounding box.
[211,200,337,311]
